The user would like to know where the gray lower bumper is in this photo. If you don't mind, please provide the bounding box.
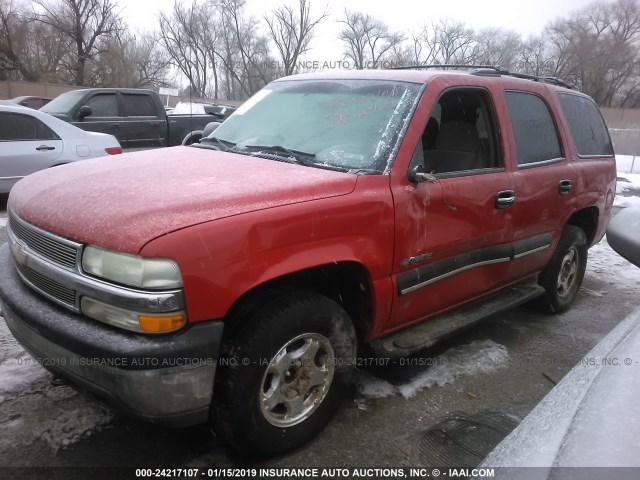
[0,244,224,426]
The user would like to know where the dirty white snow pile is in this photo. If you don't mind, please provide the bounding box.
[0,318,113,454]
[359,340,510,399]
[587,236,640,286]
[616,155,639,174]
[616,172,640,208]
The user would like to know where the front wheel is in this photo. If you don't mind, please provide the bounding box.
[212,290,357,455]
[537,225,587,314]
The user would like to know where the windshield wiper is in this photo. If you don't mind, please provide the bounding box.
[243,144,316,166]
[198,136,236,151]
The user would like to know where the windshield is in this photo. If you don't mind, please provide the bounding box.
[207,79,422,172]
[40,90,86,114]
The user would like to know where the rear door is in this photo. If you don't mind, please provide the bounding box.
[389,81,516,331]
[0,111,62,191]
[121,92,167,149]
[500,86,578,280]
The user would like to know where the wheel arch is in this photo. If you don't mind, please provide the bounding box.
[223,261,375,343]
[181,130,203,145]
[565,206,599,246]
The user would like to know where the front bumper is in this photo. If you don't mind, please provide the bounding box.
[0,244,223,426]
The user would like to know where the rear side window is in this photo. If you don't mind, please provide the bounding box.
[122,94,158,117]
[558,93,613,156]
[23,98,41,109]
[505,91,563,165]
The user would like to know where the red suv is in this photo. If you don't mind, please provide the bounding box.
[0,67,616,455]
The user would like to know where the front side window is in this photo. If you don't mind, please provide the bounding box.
[558,93,613,157]
[420,88,502,174]
[505,91,563,166]
[0,112,38,141]
[205,79,423,172]
[86,94,119,117]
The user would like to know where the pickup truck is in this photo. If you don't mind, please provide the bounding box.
[40,88,218,149]
[0,67,616,456]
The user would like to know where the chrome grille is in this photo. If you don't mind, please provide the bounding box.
[8,210,79,268]
[17,263,77,307]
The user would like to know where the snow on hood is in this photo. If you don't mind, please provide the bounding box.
[8,146,357,253]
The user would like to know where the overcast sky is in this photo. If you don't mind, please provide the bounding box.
[123,0,598,82]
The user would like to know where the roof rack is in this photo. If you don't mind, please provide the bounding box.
[391,64,576,90]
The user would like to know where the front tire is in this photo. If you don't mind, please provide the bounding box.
[213,290,357,455]
[537,225,587,314]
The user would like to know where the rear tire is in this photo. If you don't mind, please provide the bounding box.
[537,225,587,314]
[212,290,357,455]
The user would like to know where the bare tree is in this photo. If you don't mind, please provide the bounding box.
[338,10,404,69]
[473,28,521,69]
[410,19,476,66]
[546,0,640,106]
[0,0,69,81]
[158,1,216,98]
[216,0,276,98]
[264,0,327,76]
[33,0,123,86]
[88,30,172,87]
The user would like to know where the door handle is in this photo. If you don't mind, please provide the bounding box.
[559,179,573,195]
[496,190,516,209]
[36,145,55,151]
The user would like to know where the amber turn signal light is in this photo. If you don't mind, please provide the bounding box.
[138,313,186,333]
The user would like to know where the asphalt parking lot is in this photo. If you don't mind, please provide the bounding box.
[1,193,640,473]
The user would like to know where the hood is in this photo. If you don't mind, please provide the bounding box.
[9,146,357,253]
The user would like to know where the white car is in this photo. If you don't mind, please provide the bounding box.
[0,103,121,193]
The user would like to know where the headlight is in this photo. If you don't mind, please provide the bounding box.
[81,297,186,333]
[82,246,182,289]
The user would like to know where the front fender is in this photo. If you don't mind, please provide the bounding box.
[140,176,395,322]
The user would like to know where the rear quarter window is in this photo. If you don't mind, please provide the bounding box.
[557,93,613,157]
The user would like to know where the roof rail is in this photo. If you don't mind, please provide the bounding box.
[391,64,576,90]
[390,64,508,73]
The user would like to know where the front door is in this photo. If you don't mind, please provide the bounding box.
[73,92,124,145]
[389,86,515,330]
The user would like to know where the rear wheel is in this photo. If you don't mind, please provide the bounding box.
[212,290,357,455]
[537,225,587,314]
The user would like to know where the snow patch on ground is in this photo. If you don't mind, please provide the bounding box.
[616,172,640,208]
[587,237,640,286]
[0,217,6,228]
[0,318,113,453]
[616,155,640,174]
[359,340,510,400]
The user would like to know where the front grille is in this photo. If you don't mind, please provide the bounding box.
[17,264,77,307]
[8,210,78,268]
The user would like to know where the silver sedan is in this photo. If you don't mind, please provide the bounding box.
[0,103,121,193]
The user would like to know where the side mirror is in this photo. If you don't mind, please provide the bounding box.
[78,105,92,120]
[202,121,221,138]
[408,164,437,183]
[607,207,640,268]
